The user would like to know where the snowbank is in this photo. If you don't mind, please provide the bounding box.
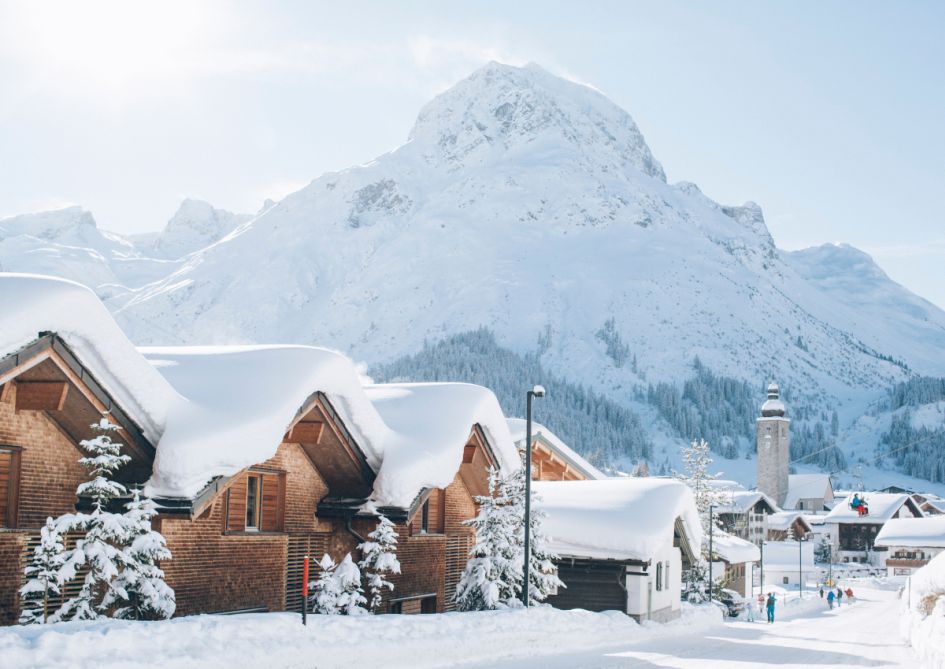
[506,417,606,480]
[0,603,722,669]
[902,552,945,668]
[0,273,177,442]
[365,382,519,508]
[141,346,393,498]
[534,478,703,561]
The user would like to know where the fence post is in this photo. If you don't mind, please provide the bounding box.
[302,554,309,625]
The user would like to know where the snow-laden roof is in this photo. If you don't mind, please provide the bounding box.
[766,511,811,532]
[709,532,760,564]
[824,493,921,525]
[532,478,702,562]
[715,490,779,515]
[141,346,392,498]
[760,540,815,571]
[874,516,945,548]
[365,383,520,509]
[784,474,833,510]
[506,418,606,480]
[0,273,177,443]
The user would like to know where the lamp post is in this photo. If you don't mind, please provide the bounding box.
[708,504,715,603]
[798,534,804,598]
[522,385,545,607]
[759,538,765,596]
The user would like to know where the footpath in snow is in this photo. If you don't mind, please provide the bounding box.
[0,603,722,669]
[469,586,919,668]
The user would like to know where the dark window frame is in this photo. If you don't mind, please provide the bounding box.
[0,445,22,528]
[245,474,262,531]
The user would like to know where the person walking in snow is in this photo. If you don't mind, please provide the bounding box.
[845,587,854,601]
[836,587,843,607]
[819,587,824,599]
[826,589,835,610]
[746,597,756,622]
[766,592,776,623]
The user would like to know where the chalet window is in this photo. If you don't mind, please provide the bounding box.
[246,475,261,530]
[655,562,663,591]
[389,601,402,614]
[420,499,430,534]
[0,446,21,528]
[664,561,670,591]
[783,576,789,585]
[225,471,284,533]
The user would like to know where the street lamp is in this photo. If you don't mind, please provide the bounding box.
[798,533,806,599]
[522,384,545,607]
[708,504,715,603]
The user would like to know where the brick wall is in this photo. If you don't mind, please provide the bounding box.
[0,389,89,624]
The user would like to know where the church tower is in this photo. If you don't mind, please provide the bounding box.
[757,382,790,507]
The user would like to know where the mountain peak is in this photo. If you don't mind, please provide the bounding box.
[407,62,665,181]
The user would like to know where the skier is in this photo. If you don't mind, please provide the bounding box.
[766,592,776,623]
[836,587,843,607]
[826,589,835,610]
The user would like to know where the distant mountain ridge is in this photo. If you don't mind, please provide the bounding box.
[3,62,945,489]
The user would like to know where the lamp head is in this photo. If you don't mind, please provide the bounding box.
[531,385,546,398]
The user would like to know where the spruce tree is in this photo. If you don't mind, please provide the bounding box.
[334,554,367,615]
[358,515,401,612]
[310,554,341,614]
[109,488,175,619]
[19,518,66,625]
[54,417,131,621]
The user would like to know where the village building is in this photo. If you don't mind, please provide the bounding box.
[507,418,605,481]
[874,516,945,576]
[784,474,835,512]
[715,488,778,546]
[756,383,790,508]
[759,539,818,590]
[824,492,925,567]
[0,274,522,623]
[916,495,945,517]
[535,478,702,622]
[765,511,813,541]
[708,532,760,598]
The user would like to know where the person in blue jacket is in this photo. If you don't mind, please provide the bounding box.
[766,592,777,623]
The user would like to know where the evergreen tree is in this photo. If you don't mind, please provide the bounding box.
[54,417,132,621]
[310,553,341,614]
[814,536,832,565]
[455,467,522,610]
[19,518,65,625]
[358,515,401,612]
[109,488,175,619]
[334,554,367,615]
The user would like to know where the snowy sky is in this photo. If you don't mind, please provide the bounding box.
[1,1,943,308]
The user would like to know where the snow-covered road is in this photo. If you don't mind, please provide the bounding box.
[470,588,917,669]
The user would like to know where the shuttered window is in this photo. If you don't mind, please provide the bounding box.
[0,447,21,528]
[225,471,284,533]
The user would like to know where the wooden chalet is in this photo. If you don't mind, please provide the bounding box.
[534,478,702,622]
[825,492,925,567]
[507,418,605,481]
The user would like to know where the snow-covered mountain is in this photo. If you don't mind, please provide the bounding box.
[5,62,945,487]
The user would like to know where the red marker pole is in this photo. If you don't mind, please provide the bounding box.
[301,555,309,626]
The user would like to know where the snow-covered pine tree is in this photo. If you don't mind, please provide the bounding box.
[19,517,66,624]
[108,488,175,620]
[814,535,832,565]
[674,438,726,603]
[54,416,131,621]
[358,515,401,612]
[334,554,367,615]
[310,553,341,614]
[454,466,522,611]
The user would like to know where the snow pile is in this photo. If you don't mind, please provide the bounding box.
[533,478,702,561]
[902,551,945,668]
[876,516,945,549]
[0,603,722,669]
[507,417,606,480]
[141,346,392,498]
[365,383,519,508]
[0,273,177,443]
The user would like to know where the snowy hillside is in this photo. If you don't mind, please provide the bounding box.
[6,62,945,488]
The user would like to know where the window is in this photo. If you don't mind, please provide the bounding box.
[664,562,670,591]
[0,446,21,528]
[655,562,663,591]
[389,601,403,614]
[246,475,261,530]
[782,576,789,585]
[225,471,284,533]
[420,499,430,534]
[420,596,437,614]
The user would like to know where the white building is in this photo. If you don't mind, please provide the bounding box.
[874,516,945,576]
[535,478,702,622]
[761,540,818,590]
[710,532,760,598]
[824,493,925,567]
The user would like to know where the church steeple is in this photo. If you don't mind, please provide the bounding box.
[757,381,790,507]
